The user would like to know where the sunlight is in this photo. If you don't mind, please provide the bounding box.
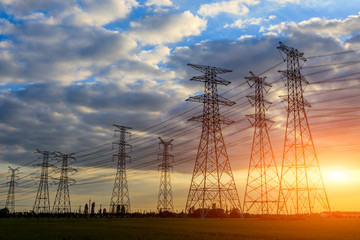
[323,168,351,183]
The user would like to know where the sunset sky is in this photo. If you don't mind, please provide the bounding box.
[0,0,360,213]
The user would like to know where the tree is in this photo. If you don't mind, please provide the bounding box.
[91,202,95,215]
[84,204,88,215]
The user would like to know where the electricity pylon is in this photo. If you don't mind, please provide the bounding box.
[52,152,76,214]
[110,124,131,214]
[185,63,241,218]
[33,149,54,213]
[5,166,19,213]
[277,42,330,214]
[243,72,280,214]
[157,137,174,212]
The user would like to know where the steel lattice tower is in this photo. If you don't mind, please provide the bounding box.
[185,63,241,218]
[277,42,330,214]
[5,166,19,213]
[243,72,280,214]
[52,152,76,214]
[33,149,54,213]
[110,124,131,214]
[157,137,174,212]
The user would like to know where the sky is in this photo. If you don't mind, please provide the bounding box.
[0,0,360,213]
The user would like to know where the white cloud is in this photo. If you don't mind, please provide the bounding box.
[225,15,275,29]
[268,0,299,4]
[146,0,172,7]
[197,0,259,17]
[267,13,360,40]
[62,0,139,26]
[138,46,171,66]
[263,31,277,37]
[238,34,254,40]
[225,17,262,28]
[269,15,277,20]
[129,11,207,45]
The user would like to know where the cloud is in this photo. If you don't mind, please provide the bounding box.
[0,77,186,165]
[129,11,207,45]
[268,0,299,4]
[0,20,138,84]
[145,0,172,7]
[238,34,254,40]
[266,13,360,40]
[344,34,360,48]
[138,46,171,66]
[225,16,276,29]
[197,0,259,18]
[62,0,139,26]
[1,0,139,26]
[225,17,262,29]
[0,0,74,17]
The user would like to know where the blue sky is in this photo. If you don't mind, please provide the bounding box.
[0,0,360,212]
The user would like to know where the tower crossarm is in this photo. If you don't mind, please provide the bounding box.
[279,95,312,108]
[278,70,309,85]
[246,95,272,106]
[186,94,235,106]
[188,115,235,125]
[246,114,274,125]
[245,72,272,88]
[277,41,307,61]
[187,63,232,74]
[190,75,231,86]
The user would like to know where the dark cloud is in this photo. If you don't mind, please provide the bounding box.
[2,0,75,17]
[0,20,137,83]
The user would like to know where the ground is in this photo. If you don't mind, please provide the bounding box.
[0,217,359,240]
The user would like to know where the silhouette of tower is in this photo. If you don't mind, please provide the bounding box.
[277,42,330,214]
[110,125,131,214]
[52,152,76,214]
[5,166,19,213]
[33,149,54,213]
[157,137,174,212]
[185,63,241,218]
[243,72,280,214]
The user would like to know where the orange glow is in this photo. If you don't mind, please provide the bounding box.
[323,168,350,183]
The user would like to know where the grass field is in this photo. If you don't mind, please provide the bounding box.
[0,217,359,240]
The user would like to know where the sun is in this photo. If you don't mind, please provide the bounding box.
[324,168,350,183]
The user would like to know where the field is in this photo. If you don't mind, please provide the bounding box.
[0,217,359,240]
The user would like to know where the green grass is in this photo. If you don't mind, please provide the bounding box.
[0,217,359,240]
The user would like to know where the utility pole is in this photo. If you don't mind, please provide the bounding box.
[277,42,331,214]
[5,166,19,213]
[157,137,174,212]
[243,72,280,214]
[52,152,76,214]
[110,125,131,214]
[185,63,241,218]
[33,149,54,213]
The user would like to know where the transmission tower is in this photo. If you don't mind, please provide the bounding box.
[33,149,54,213]
[5,166,19,213]
[277,42,330,214]
[157,137,174,212]
[185,63,241,218]
[110,124,131,214]
[52,152,76,214]
[243,72,280,214]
